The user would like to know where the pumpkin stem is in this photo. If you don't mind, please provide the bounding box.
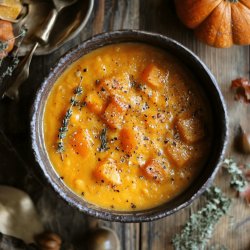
[227,0,238,2]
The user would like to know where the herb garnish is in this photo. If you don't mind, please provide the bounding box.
[223,158,248,192]
[0,26,27,80]
[99,128,108,152]
[57,73,83,159]
[172,186,231,250]
[0,42,7,54]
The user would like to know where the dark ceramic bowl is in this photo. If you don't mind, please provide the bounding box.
[31,30,228,222]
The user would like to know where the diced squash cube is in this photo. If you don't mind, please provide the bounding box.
[94,158,121,185]
[141,64,165,89]
[70,129,92,157]
[120,127,136,153]
[97,73,131,96]
[140,158,168,183]
[176,117,205,144]
[85,91,106,115]
[164,141,192,167]
[102,97,127,129]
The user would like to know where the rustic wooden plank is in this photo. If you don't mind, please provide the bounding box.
[140,0,250,250]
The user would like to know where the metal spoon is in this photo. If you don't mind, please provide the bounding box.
[3,0,77,101]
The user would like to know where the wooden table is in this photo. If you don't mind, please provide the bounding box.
[0,0,249,249]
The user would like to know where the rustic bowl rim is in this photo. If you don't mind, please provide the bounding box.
[31,29,228,222]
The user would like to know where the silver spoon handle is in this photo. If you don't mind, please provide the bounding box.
[34,8,58,45]
[3,42,39,101]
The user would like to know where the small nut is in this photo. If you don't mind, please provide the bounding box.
[35,232,62,250]
[86,227,120,250]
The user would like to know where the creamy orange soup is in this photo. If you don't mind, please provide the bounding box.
[44,43,212,211]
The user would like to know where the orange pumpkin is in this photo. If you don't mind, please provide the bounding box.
[175,0,250,48]
[0,20,15,58]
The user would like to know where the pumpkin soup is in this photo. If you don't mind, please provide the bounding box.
[43,43,212,211]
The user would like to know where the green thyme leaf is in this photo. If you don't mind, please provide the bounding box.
[57,141,64,153]
[0,26,27,80]
[0,41,8,52]
[0,56,20,80]
[65,109,73,119]
[59,126,68,133]
[223,158,248,192]
[58,132,66,139]
[172,186,231,250]
[70,97,80,106]
[99,128,108,152]
[62,117,70,127]
[57,73,83,157]
[74,86,83,95]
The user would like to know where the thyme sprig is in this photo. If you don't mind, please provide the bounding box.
[0,26,27,79]
[223,158,248,192]
[0,42,7,52]
[57,73,83,159]
[99,127,109,152]
[172,187,231,250]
